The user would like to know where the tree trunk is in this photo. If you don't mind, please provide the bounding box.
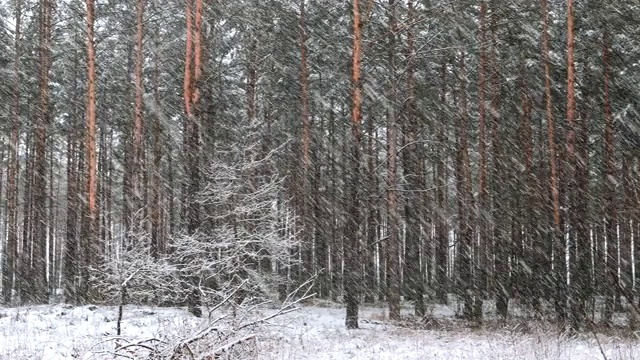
[435,61,448,305]
[364,87,378,304]
[3,0,22,304]
[64,83,80,301]
[542,0,566,326]
[32,0,54,304]
[623,154,639,328]
[345,0,363,329]
[81,0,100,302]
[519,75,542,312]
[602,31,617,327]
[573,109,590,329]
[151,20,163,258]
[299,0,313,288]
[48,150,56,295]
[475,0,489,319]
[313,115,328,298]
[20,133,34,303]
[403,0,424,317]
[328,99,342,302]
[489,12,508,320]
[565,0,579,330]
[455,51,474,320]
[133,0,146,233]
[184,0,203,235]
[183,0,203,315]
[386,0,401,321]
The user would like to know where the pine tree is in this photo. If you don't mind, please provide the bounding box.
[2,0,22,304]
[32,0,54,303]
[345,0,363,329]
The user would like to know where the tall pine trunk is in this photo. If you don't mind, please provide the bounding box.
[64,24,84,304]
[404,0,425,317]
[602,31,618,327]
[475,0,489,319]
[386,0,401,321]
[133,0,146,236]
[434,61,448,305]
[183,0,204,315]
[542,0,566,326]
[19,133,34,302]
[151,21,164,258]
[455,51,474,320]
[3,0,22,304]
[345,0,363,329]
[299,0,313,288]
[81,0,99,302]
[32,0,54,303]
[490,12,508,320]
[364,87,378,303]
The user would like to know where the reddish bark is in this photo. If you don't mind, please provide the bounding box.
[345,0,363,330]
[542,0,565,323]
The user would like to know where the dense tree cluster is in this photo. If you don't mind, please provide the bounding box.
[0,0,639,333]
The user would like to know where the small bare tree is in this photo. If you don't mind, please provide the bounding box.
[92,130,300,342]
[89,137,305,358]
[91,230,184,334]
[169,138,298,315]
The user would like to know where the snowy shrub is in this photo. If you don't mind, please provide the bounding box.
[167,143,298,308]
[91,138,299,315]
[91,233,186,307]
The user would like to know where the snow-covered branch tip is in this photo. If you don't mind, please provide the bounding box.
[201,334,256,360]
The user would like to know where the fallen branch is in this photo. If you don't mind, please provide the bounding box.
[92,351,134,359]
[237,305,301,331]
[115,337,163,353]
[89,337,162,359]
[170,323,227,359]
[199,334,256,360]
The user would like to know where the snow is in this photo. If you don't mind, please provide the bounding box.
[0,303,638,359]
[259,305,640,360]
[0,304,199,359]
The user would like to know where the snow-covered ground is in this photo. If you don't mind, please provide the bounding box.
[260,305,640,360]
[0,302,638,359]
[0,304,202,359]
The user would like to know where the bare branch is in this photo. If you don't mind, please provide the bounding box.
[201,334,256,360]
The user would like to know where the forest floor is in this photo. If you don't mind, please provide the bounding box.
[0,300,638,359]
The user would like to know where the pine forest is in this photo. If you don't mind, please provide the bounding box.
[0,0,640,358]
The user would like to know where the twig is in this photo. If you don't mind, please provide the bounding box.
[283,276,315,305]
[91,350,134,359]
[200,334,256,360]
[236,299,273,325]
[183,326,223,346]
[237,305,304,331]
[171,325,223,359]
[122,268,141,288]
[88,336,163,359]
[115,337,162,353]
[208,279,249,318]
[168,278,314,359]
[368,235,390,247]
[234,279,314,332]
